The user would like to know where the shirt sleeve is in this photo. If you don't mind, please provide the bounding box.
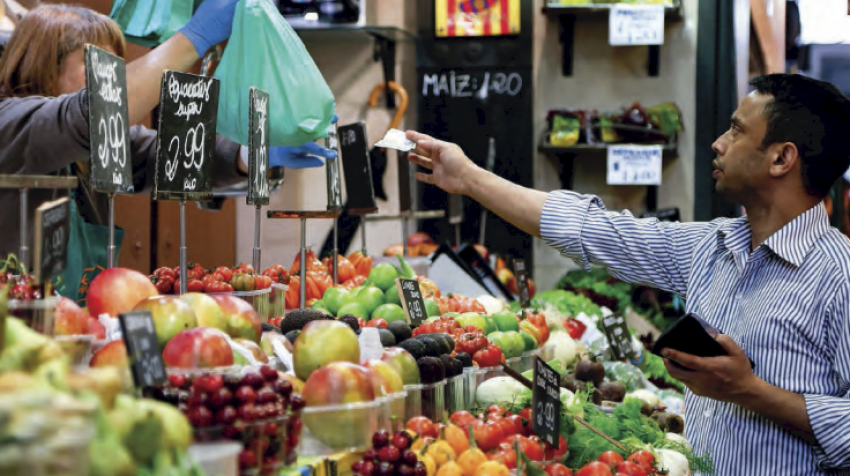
[539,190,718,295]
[805,281,850,470]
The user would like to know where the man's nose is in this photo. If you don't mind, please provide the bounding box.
[712,136,725,156]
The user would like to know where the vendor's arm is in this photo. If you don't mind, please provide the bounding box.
[405,130,716,295]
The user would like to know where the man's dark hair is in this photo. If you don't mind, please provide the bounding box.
[750,74,850,197]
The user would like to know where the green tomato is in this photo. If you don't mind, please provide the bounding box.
[355,286,386,316]
[322,287,353,316]
[371,303,407,324]
[483,315,498,335]
[385,286,401,306]
[424,298,441,317]
[369,263,399,292]
[519,331,538,352]
[492,310,520,332]
[337,302,369,319]
[455,312,488,333]
[504,331,526,358]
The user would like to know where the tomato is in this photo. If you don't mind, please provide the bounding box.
[565,319,587,340]
[406,417,438,439]
[365,319,388,329]
[449,411,477,429]
[626,451,655,474]
[151,274,174,294]
[174,278,204,294]
[488,449,517,470]
[455,333,487,355]
[522,310,550,345]
[473,343,503,367]
[416,276,441,298]
[545,463,573,476]
[598,451,624,468]
[204,281,233,293]
[235,263,255,275]
[506,414,530,437]
[254,275,272,290]
[341,275,366,290]
[543,436,568,460]
[230,273,256,292]
[203,273,224,283]
[576,462,615,476]
[487,415,514,440]
[461,325,484,335]
[501,435,544,462]
[518,407,532,423]
[214,266,234,282]
[153,267,177,281]
[487,405,508,417]
[355,317,367,328]
[470,421,503,452]
[616,462,648,476]
[269,316,283,328]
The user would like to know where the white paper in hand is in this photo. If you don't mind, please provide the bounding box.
[375,129,417,152]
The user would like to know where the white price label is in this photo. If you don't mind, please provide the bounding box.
[607,145,663,186]
[609,4,665,46]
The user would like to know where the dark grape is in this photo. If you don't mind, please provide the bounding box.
[372,429,390,448]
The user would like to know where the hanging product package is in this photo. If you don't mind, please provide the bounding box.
[109,0,194,47]
[214,0,335,147]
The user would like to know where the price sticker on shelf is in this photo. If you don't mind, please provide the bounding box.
[609,4,665,46]
[601,314,636,362]
[532,357,560,447]
[118,311,167,388]
[84,45,133,193]
[513,258,531,308]
[607,144,662,186]
[396,278,427,327]
[153,71,219,201]
[247,87,270,206]
[33,197,71,285]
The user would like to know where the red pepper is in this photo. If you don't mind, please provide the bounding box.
[564,318,587,340]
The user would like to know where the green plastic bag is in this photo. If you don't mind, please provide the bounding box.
[214,0,335,147]
[110,0,194,47]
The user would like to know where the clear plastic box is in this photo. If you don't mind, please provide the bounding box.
[53,335,94,367]
[208,285,286,323]
[188,442,242,476]
[404,380,447,422]
[194,414,292,476]
[379,391,407,432]
[9,297,58,335]
[298,400,384,456]
[506,350,541,374]
[445,373,477,413]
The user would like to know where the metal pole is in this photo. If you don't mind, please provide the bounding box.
[299,218,306,309]
[179,200,187,295]
[332,219,338,285]
[19,188,27,267]
[252,205,262,272]
[455,224,461,248]
[402,217,409,257]
[360,219,367,253]
[107,193,116,268]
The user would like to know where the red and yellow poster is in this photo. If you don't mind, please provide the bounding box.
[435,0,521,38]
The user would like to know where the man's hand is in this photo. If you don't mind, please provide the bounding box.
[662,334,759,405]
[406,131,480,195]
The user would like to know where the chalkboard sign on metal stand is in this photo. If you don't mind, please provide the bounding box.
[532,357,561,447]
[395,277,427,327]
[338,122,379,255]
[33,197,71,290]
[247,88,271,272]
[84,45,133,268]
[118,311,167,389]
[153,71,219,294]
[513,258,531,308]
[601,314,636,362]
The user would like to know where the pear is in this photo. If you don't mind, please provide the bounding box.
[79,391,137,476]
[114,396,163,466]
[0,371,37,393]
[4,317,50,349]
[137,398,192,451]
[33,357,70,391]
[67,367,123,410]
[0,342,43,372]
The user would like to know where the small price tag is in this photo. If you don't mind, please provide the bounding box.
[118,311,167,388]
[247,87,270,206]
[338,122,377,214]
[532,357,560,447]
[84,45,132,193]
[33,197,71,284]
[396,278,427,327]
[153,71,219,201]
[601,314,636,362]
[513,258,530,308]
[607,145,662,186]
[609,4,665,46]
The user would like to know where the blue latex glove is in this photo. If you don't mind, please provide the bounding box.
[180,0,239,57]
[269,142,337,169]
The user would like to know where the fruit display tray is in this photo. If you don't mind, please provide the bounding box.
[298,399,385,457]
[403,380,447,422]
[379,391,407,433]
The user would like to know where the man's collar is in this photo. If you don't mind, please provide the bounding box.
[716,203,830,267]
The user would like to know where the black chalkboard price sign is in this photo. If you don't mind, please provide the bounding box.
[532,357,560,447]
[84,45,133,194]
[513,258,531,308]
[118,311,167,388]
[33,197,71,284]
[247,87,270,206]
[338,122,377,214]
[153,71,219,201]
[395,278,427,327]
[601,314,636,362]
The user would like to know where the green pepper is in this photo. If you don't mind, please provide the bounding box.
[230,273,255,292]
[395,254,417,279]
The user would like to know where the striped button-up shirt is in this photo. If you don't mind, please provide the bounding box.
[540,190,850,476]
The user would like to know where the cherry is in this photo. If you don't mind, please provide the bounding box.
[289,394,306,411]
[256,387,277,405]
[363,449,378,463]
[208,387,233,409]
[223,420,246,439]
[241,372,264,389]
[352,460,365,475]
[360,461,376,476]
[393,431,412,450]
[262,455,280,476]
[260,365,279,382]
[414,462,427,476]
[239,450,258,470]
[168,373,188,389]
[402,450,418,466]
[372,430,390,448]
[263,421,279,437]
[377,446,400,463]
[186,389,207,408]
[273,379,293,398]
[376,462,395,476]
[250,437,270,455]
[239,403,259,422]
[187,405,213,427]
[236,386,257,404]
[202,374,224,393]
[224,373,242,390]
[215,406,237,426]
[398,464,415,476]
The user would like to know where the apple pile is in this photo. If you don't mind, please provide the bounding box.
[352,429,426,476]
[152,366,306,475]
[149,262,282,294]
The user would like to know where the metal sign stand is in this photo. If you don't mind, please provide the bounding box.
[179,200,188,294]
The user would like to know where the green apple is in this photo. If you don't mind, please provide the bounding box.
[504,331,526,358]
[492,310,520,332]
[355,286,386,316]
[484,315,498,335]
[519,331,538,352]
[424,298,440,317]
[456,312,488,333]
[323,287,353,316]
[385,286,401,306]
[371,303,406,323]
[368,263,399,292]
[311,300,330,313]
[293,320,360,381]
[337,302,368,319]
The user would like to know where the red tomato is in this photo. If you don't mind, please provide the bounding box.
[174,278,204,294]
[417,276,441,299]
[355,317,367,328]
[253,275,273,290]
[364,319,388,329]
[470,421,503,452]
[151,275,174,294]
[616,462,648,476]
[501,435,544,462]
[153,267,177,281]
[473,342,503,367]
[203,273,224,283]
[576,462,615,476]
[487,415,514,440]
[543,436,568,460]
[449,411,477,429]
[506,414,531,437]
[519,407,532,423]
[457,334,488,355]
[545,463,574,476]
[186,262,206,280]
[487,405,508,417]
[215,266,234,282]
[598,451,625,468]
[488,449,517,470]
[235,263,255,275]
[405,417,438,439]
[203,281,229,293]
[522,310,550,345]
[627,451,656,474]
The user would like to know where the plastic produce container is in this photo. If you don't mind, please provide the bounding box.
[473,366,507,388]
[404,380,447,422]
[444,374,469,413]
[189,442,242,476]
[298,400,383,456]
[53,334,94,367]
[194,414,293,476]
[208,286,284,323]
[506,349,541,374]
[379,391,407,432]
[9,296,58,335]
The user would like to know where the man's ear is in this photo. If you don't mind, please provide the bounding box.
[768,142,799,178]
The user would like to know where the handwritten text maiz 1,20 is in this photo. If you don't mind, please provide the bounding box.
[153,71,219,201]
[84,45,132,193]
[247,87,270,206]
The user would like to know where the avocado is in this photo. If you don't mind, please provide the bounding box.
[440,355,463,378]
[387,321,412,343]
[414,335,443,358]
[280,308,331,334]
[261,323,281,333]
[431,333,455,355]
[398,339,427,360]
[417,356,446,384]
[455,352,473,368]
[338,315,361,333]
[284,330,301,344]
[377,328,397,347]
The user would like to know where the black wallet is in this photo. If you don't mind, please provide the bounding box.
[651,313,755,370]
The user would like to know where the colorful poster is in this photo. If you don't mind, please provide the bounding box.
[435,0,520,38]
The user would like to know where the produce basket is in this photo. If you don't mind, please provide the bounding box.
[194,414,294,476]
[298,400,383,456]
[8,296,58,335]
[444,373,474,413]
[208,284,286,323]
[379,391,407,432]
[188,442,242,476]
[404,380,447,422]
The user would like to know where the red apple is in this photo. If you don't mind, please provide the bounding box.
[162,327,234,368]
[89,340,128,368]
[87,317,106,340]
[232,338,270,365]
[54,297,88,335]
[133,295,197,347]
[87,268,158,317]
[179,293,228,333]
[361,359,404,395]
[211,295,261,343]
[292,320,360,381]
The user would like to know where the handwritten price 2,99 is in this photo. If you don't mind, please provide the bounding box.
[97,114,126,168]
[166,123,205,189]
[253,95,268,194]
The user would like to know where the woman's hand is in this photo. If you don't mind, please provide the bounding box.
[179,0,240,57]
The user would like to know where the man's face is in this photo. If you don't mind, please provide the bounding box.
[711,92,773,203]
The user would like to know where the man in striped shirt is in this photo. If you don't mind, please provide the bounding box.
[405,74,850,475]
